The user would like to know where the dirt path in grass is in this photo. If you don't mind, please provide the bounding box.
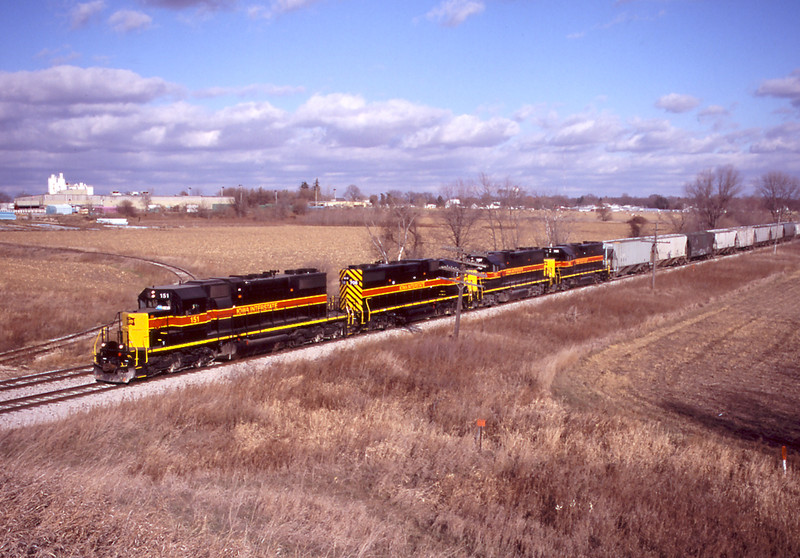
[554,266,800,449]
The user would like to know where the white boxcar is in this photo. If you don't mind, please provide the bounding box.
[603,237,653,276]
[782,223,796,239]
[736,226,755,248]
[769,223,784,241]
[753,225,771,245]
[654,234,687,265]
[709,228,737,254]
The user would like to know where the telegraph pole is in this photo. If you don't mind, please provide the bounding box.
[441,246,486,338]
[652,217,658,290]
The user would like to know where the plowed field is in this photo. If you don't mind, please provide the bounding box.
[555,260,800,449]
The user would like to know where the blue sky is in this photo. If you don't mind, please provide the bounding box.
[1,0,799,198]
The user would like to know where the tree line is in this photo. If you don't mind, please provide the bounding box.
[101,166,798,262]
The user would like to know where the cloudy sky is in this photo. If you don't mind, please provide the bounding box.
[1,0,799,198]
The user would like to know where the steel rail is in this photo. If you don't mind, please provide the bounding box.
[0,382,121,415]
[0,366,93,392]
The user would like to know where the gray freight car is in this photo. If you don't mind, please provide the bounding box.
[687,231,714,259]
[709,228,737,254]
[753,225,771,246]
[603,237,653,276]
[654,234,687,266]
[736,226,755,249]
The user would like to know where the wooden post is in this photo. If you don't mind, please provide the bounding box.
[476,419,485,451]
[651,217,659,290]
[783,446,788,474]
[440,246,487,339]
[454,260,464,339]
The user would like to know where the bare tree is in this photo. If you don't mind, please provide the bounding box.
[440,179,481,250]
[364,198,423,263]
[756,171,799,222]
[595,204,612,222]
[344,184,364,202]
[627,215,648,237]
[116,200,138,218]
[684,165,742,229]
[479,173,525,250]
[531,194,571,246]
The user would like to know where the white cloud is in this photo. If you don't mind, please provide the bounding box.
[295,93,448,147]
[655,93,701,113]
[248,0,323,20]
[180,129,221,147]
[0,66,178,105]
[70,1,106,28]
[698,105,728,118]
[756,69,800,108]
[426,0,485,27]
[1,65,798,198]
[108,10,153,33]
[749,122,800,153]
[549,113,623,147]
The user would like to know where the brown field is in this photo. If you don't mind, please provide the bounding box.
[0,244,175,360]
[0,236,798,556]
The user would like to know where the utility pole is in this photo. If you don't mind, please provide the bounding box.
[652,217,658,290]
[441,246,487,338]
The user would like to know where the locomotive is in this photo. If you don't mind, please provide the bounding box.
[94,242,609,383]
[94,220,797,384]
[94,269,345,383]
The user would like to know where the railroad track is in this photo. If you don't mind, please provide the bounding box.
[0,241,197,282]
[0,326,107,366]
[0,366,93,391]
[0,380,121,416]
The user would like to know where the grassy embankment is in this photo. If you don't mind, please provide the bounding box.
[1,244,799,556]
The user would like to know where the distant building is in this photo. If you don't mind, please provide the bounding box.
[13,173,234,214]
[48,172,94,196]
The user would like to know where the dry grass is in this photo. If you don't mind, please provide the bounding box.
[1,244,799,556]
[0,244,174,357]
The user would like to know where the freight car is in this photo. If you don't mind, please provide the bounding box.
[686,231,715,260]
[94,269,345,383]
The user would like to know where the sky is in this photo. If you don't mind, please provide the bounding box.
[1,0,799,198]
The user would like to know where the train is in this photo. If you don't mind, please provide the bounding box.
[94,221,798,383]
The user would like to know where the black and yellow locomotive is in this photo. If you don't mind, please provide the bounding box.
[543,241,609,289]
[95,241,609,383]
[465,242,608,303]
[338,259,462,330]
[94,268,345,383]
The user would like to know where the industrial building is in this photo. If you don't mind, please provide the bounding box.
[13,173,235,214]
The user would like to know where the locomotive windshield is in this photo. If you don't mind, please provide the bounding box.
[139,289,172,310]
